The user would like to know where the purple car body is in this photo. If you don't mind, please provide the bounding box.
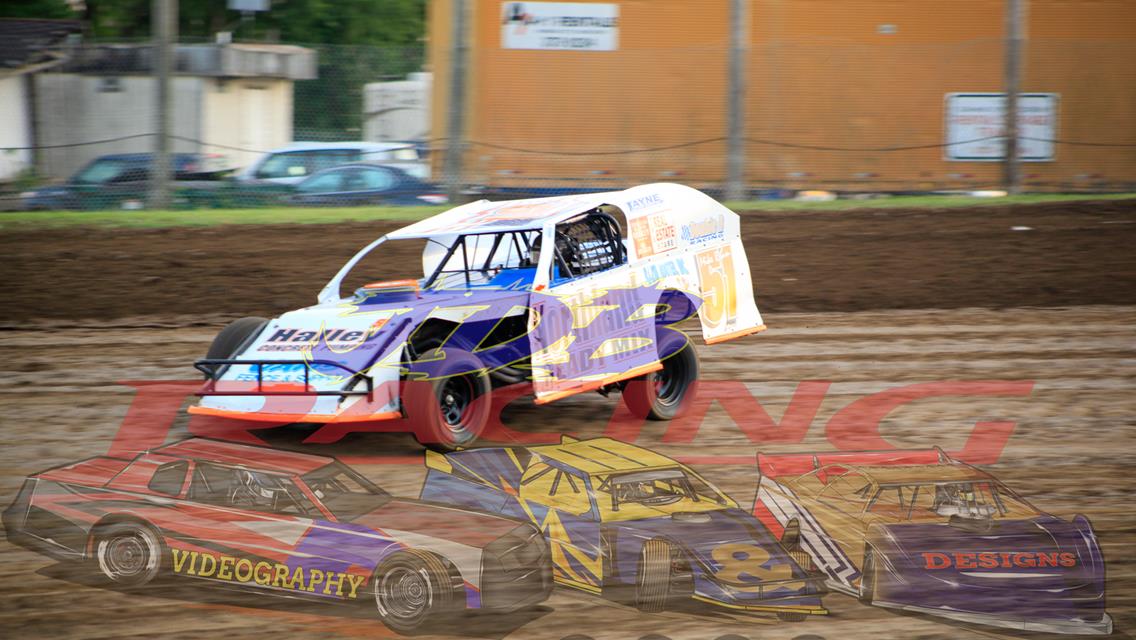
[754,448,1111,635]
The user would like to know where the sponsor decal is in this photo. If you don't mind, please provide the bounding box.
[626,193,663,212]
[170,549,367,598]
[921,551,1077,570]
[233,363,308,382]
[258,327,370,353]
[682,216,726,244]
[630,214,677,258]
[641,258,690,284]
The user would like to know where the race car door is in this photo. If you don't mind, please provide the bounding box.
[518,462,604,592]
[529,220,656,403]
[173,461,323,590]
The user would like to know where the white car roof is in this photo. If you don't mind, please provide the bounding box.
[388,183,730,239]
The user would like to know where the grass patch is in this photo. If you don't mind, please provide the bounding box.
[0,206,447,231]
[726,193,1136,212]
[3,193,1133,231]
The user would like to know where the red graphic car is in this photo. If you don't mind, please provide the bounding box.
[3,439,551,633]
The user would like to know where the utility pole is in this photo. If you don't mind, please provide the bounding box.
[1003,0,1025,194]
[443,0,468,203]
[149,0,176,210]
[725,0,749,202]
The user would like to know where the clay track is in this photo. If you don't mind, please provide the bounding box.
[0,307,1133,639]
[1,201,1134,639]
[3,199,1135,324]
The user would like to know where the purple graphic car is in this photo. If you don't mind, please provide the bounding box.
[754,448,1111,634]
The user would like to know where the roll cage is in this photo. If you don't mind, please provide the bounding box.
[317,210,626,302]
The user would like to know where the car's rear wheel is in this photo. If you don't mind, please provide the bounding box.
[373,549,456,633]
[635,539,692,613]
[404,347,491,451]
[623,331,699,421]
[94,522,163,587]
[776,519,815,622]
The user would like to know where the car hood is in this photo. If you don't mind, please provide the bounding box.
[615,507,810,583]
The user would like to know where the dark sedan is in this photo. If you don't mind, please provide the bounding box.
[284,164,448,206]
[21,153,229,211]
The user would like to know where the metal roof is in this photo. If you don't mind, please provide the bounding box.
[388,192,615,239]
[530,437,681,475]
[155,438,331,475]
[841,463,993,485]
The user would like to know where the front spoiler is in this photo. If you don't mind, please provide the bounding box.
[692,594,828,615]
[187,405,401,424]
[874,600,1113,635]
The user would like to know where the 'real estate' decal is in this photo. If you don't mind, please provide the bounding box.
[170,549,368,598]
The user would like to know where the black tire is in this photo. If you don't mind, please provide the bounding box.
[93,522,164,587]
[373,549,457,633]
[206,316,268,360]
[859,547,877,604]
[623,331,699,421]
[404,347,491,451]
[635,539,691,613]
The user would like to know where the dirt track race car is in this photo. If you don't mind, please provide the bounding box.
[752,448,1111,635]
[190,183,764,449]
[3,439,551,633]
[419,436,827,619]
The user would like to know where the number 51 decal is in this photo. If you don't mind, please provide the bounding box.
[695,246,738,330]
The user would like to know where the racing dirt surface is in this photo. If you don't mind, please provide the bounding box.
[0,307,1133,639]
[3,199,1136,323]
[1,200,1135,639]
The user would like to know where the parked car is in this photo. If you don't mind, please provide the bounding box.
[420,435,827,618]
[753,448,1112,635]
[236,141,428,185]
[287,164,447,206]
[3,438,552,633]
[20,153,230,211]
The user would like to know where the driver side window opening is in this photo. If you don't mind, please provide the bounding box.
[550,210,627,283]
[148,460,189,496]
[424,230,542,289]
[189,462,314,516]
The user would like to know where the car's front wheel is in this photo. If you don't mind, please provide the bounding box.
[373,550,457,633]
[404,347,492,451]
[205,316,268,361]
[635,539,693,613]
[94,522,163,587]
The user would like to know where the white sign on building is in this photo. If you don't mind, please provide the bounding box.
[944,93,1060,161]
[501,2,619,51]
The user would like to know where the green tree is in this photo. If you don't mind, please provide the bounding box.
[81,0,427,141]
[0,0,77,19]
[83,0,424,45]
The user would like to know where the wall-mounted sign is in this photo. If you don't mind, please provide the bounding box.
[501,2,619,51]
[944,93,1059,161]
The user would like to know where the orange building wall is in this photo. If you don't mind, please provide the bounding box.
[429,0,1136,191]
